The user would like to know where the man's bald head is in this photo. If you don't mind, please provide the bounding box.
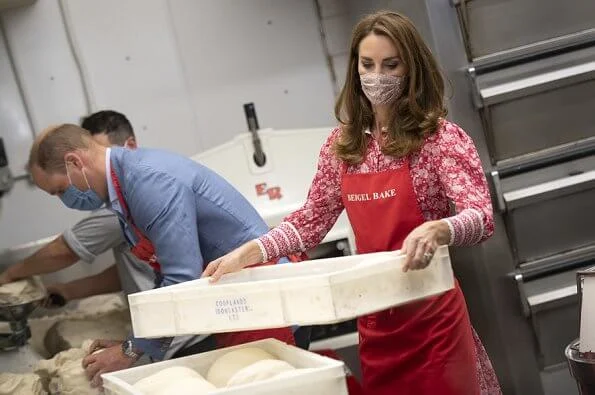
[29,124,96,174]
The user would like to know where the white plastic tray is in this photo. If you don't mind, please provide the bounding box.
[102,339,348,395]
[128,246,454,338]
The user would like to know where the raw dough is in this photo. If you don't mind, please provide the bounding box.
[29,293,128,358]
[0,277,45,305]
[0,372,47,395]
[134,366,207,395]
[226,359,295,387]
[153,376,216,395]
[44,310,131,356]
[206,347,276,388]
[35,339,100,395]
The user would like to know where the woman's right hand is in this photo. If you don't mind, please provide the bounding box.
[202,241,263,283]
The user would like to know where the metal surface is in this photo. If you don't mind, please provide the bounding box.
[488,170,506,213]
[503,170,595,210]
[524,270,581,368]
[520,245,595,282]
[423,0,594,393]
[496,137,595,178]
[472,46,595,163]
[472,29,595,72]
[506,183,595,263]
[0,276,45,349]
[452,0,595,61]
[566,339,595,395]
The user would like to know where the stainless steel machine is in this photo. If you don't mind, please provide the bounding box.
[0,243,46,373]
[0,288,44,350]
[0,137,14,198]
[413,1,595,394]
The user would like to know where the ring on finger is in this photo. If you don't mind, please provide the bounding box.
[423,251,433,262]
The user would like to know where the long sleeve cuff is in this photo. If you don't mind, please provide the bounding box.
[128,333,173,361]
[443,209,485,246]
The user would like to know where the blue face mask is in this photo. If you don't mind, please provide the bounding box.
[59,163,104,211]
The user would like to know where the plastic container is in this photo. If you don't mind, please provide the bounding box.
[128,246,454,338]
[102,338,348,395]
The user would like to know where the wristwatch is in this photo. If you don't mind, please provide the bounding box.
[121,339,141,360]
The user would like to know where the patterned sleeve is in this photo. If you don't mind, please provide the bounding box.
[256,128,345,261]
[436,121,494,246]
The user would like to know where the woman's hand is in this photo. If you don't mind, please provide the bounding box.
[202,241,263,283]
[401,220,450,272]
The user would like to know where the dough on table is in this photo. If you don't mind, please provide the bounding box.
[28,292,128,358]
[0,372,47,395]
[206,347,276,388]
[134,366,214,395]
[44,309,131,356]
[35,339,100,395]
[226,359,295,387]
[0,277,46,305]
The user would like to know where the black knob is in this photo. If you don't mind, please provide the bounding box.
[0,138,7,168]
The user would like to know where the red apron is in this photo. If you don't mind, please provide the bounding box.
[109,166,296,348]
[341,161,479,395]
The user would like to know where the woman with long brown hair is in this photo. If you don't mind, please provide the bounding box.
[204,11,501,394]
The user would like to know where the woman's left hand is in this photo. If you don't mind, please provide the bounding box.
[401,220,450,272]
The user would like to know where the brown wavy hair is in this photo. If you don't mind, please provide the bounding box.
[334,11,447,164]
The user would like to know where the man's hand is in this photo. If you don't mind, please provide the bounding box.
[82,340,137,388]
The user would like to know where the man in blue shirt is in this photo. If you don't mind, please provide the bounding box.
[28,123,307,387]
[0,110,206,359]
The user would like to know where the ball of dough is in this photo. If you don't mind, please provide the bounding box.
[49,359,98,395]
[134,367,202,395]
[226,359,295,387]
[154,376,216,395]
[206,347,276,388]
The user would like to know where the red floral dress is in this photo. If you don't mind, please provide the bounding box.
[256,120,502,394]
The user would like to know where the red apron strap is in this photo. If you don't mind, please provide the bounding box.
[109,166,161,272]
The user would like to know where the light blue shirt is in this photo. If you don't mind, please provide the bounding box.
[106,147,290,359]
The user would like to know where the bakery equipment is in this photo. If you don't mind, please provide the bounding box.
[0,276,46,350]
[565,267,595,394]
[0,137,14,198]
[0,297,43,349]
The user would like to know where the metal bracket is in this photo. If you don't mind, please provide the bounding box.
[452,0,474,61]
[514,272,531,318]
[466,67,484,109]
[489,170,506,213]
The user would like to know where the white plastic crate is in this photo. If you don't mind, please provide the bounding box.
[102,339,348,395]
[128,246,454,338]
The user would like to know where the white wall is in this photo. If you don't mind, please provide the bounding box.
[0,0,339,249]
[317,0,435,96]
[169,0,337,149]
